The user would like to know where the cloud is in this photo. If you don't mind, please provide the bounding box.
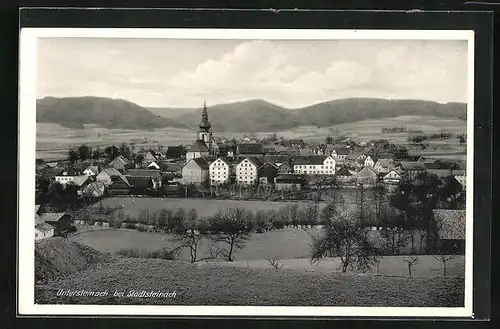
[36,38,468,108]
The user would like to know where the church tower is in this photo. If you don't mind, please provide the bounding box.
[197,101,212,152]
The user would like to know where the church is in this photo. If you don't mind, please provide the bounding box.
[186,102,214,161]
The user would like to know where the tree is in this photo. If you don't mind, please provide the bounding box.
[77,144,92,161]
[320,193,345,226]
[379,209,412,255]
[68,148,79,164]
[92,147,102,160]
[402,256,419,276]
[209,208,253,261]
[119,143,131,158]
[456,134,466,147]
[104,145,120,159]
[325,136,334,144]
[173,209,210,263]
[373,183,388,223]
[311,208,379,273]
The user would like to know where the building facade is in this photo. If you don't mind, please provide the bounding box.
[209,157,232,185]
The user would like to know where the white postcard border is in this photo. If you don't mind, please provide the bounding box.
[18,28,475,317]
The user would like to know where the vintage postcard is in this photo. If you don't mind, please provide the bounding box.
[19,28,474,317]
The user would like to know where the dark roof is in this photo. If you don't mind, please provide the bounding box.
[237,143,264,154]
[163,163,183,172]
[400,161,427,170]
[433,209,466,240]
[258,162,279,178]
[41,167,65,177]
[36,212,69,225]
[291,155,328,165]
[334,148,350,155]
[165,146,184,158]
[36,159,46,165]
[357,166,378,176]
[128,176,154,189]
[262,155,293,165]
[366,155,378,163]
[188,139,209,153]
[126,169,161,179]
[275,174,306,184]
[185,157,210,170]
[424,162,442,170]
[336,166,353,176]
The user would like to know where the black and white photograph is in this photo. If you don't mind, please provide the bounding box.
[19,28,474,317]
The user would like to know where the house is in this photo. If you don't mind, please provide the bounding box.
[165,146,184,159]
[356,166,378,186]
[147,161,161,170]
[274,174,306,191]
[399,161,427,174]
[209,157,233,185]
[143,151,159,164]
[236,143,265,157]
[54,168,87,186]
[186,139,210,160]
[291,155,336,175]
[108,175,132,195]
[426,169,454,178]
[96,168,128,187]
[126,169,162,189]
[235,157,264,185]
[258,162,279,185]
[383,169,403,184]
[128,176,155,194]
[336,166,356,184]
[373,159,394,174]
[39,167,65,180]
[453,170,466,189]
[364,155,378,167]
[217,143,237,157]
[182,158,210,185]
[83,165,99,176]
[109,156,130,171]
[371,139,389,148]
[35,222,54,240]
[324,144,335,156]
[36,212,73,236]
[331,148,350,164]
[163,163,183,177]
[433,209,466,254]
[36,159,48,172]
[78,181,106,197]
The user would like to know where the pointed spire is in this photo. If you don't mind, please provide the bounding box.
[199,101,211,131]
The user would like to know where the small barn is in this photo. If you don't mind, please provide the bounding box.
[433,209,466,255]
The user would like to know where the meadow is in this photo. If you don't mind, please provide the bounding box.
[36,115,466,160]
[95,197,330,219]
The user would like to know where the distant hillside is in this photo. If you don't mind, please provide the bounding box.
[147,106,199,119]
[175,99,298,132]
[36,96,186,130]
[165,98,466,133]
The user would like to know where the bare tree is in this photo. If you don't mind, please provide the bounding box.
[209,208,253,261]
[379,209,412,255]
[173,209,209,263]
[402,256,419,276]
[268,258,284,270]
[311,208,379,273]
[432,253,455,277]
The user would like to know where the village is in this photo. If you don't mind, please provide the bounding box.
[34,103,467,259]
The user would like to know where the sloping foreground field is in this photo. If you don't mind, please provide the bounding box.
[35,238,464,307]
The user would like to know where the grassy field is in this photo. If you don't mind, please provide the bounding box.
[36,115,466,160]
[69,227,465,278]
[96,197,329,219]
[35,257,464,306]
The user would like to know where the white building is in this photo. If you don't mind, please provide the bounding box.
[291,155,336,175]
[331,148,350,164]
[209,157,232,185]
[235,157,264,185]
[383,169,403,184]
[364,155,378,167]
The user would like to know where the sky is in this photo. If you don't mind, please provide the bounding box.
[36,38,468,108]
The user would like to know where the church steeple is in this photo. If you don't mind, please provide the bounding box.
[199,101,211,131]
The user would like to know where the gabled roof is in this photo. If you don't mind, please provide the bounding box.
[262,155,292,165]
[185,157,210,170]
[238,156,265,168]
[165,146,184,157]
[36,212,68,225]
[126,169,161,179]
[128,176,154,189]
[424,162,442,170]
[427,169,453,177]
[110,156,129,165]
[334,147,350,155]
[40,167,65,177]
[453,169,466,176]
[99,167,123,177]
[258,162,279,178]
[365,155,378,163]
[163,163,183,172]
[69,175,91,187]
[188,139,209,153]
[57,167,83,176]
[376,159,393,168]
[336,166,353,176]
[84,165,99,174]
[357,166,378,176]
[275,174,306,184]
[400,161,427,170]
[433,209,466,240]
[210,157,232,167]
[35,222,54,232]
[81,181,105,194]
[290,155,328,166]
[383,169,402,179]
[237,143,264,154]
